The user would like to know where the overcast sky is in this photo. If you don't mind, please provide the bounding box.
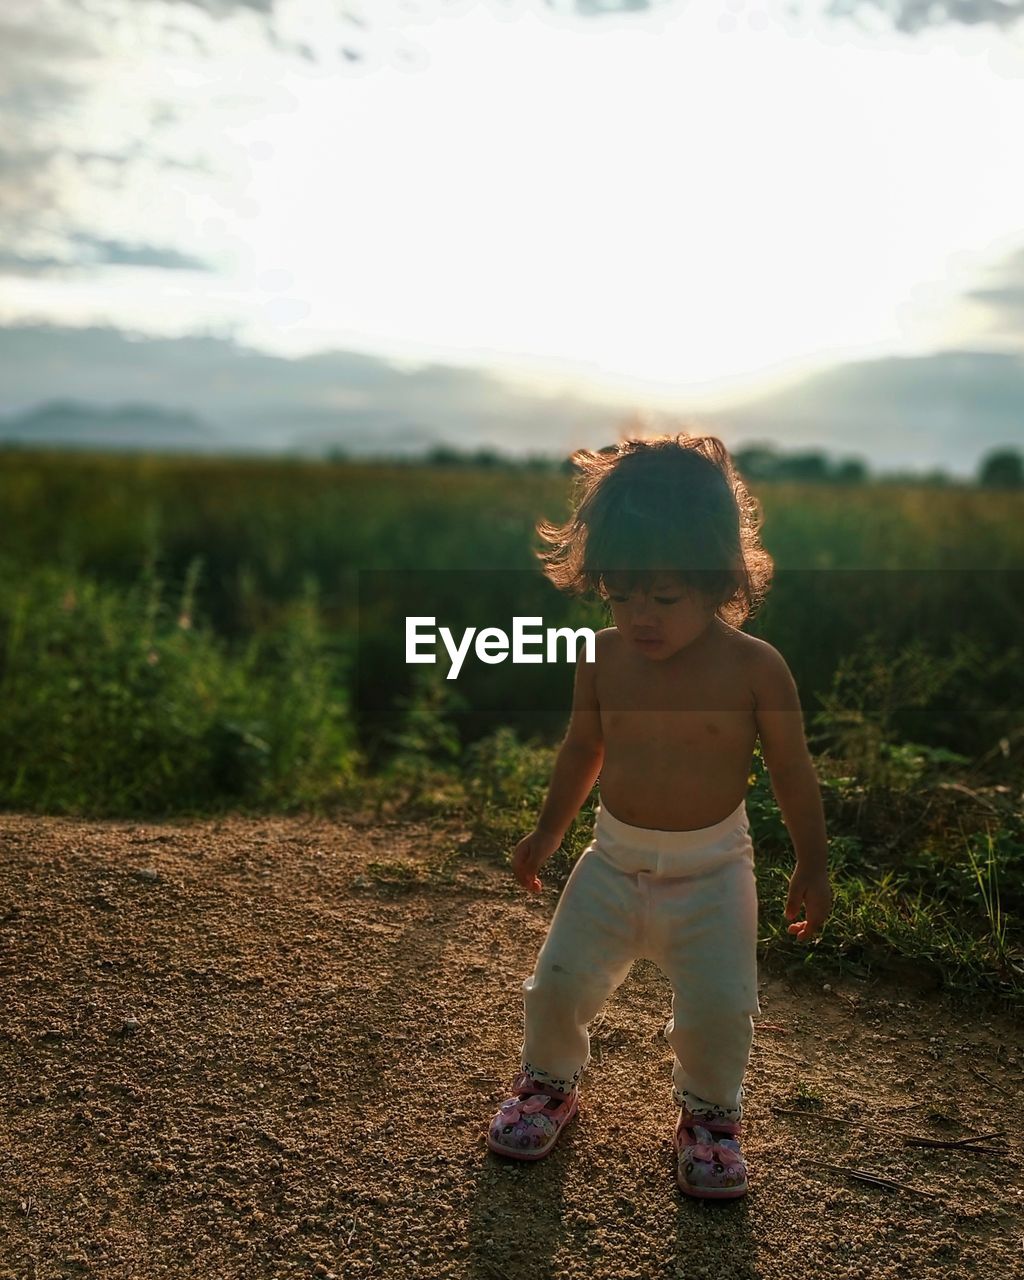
[2,0,1024,436]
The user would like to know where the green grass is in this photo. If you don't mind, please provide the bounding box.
[782,1083,825,1110]
[3,450,1022,768]
[0,551,359,815]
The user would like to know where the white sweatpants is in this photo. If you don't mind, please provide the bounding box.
[519,797,761,1122]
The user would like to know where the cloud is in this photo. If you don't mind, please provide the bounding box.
[157,0,274,14]
[966,247,1024,332]
[973,283,1024,318]
[3,0,1019,269]
[0,3,254,291]
[0,15,101,239]
[70,234,213,271]
[0,251,68,277]
[0,235,213,277]
[147,0,667,28]
[822,0,1024,32]
[0,14,100,78]
[0,14,116,245]
[134,0,1024,33]
[546,0,665,12]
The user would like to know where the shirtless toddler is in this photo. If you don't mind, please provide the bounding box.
[486,434,833,1200]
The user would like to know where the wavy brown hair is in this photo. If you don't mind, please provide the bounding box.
[536,433,774,627]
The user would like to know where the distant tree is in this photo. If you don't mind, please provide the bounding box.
[734,444,870,483]
[833,457,868,484]
[422,444,523,469]
[780,452,829,482]
[733,444,780,481]
[426,445,464,467]
[978,448,1023,488]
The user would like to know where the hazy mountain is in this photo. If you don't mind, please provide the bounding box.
[0,324,627,460]
[0,324,1021,473]
[0,400,220,453]
[700,350,1024,475]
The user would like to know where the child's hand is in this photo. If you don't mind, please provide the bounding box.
[784,866,833,943]
[511,829,563,893]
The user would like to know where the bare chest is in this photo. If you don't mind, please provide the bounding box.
[593,630,758,828]
[600,705,749,746]
[596,644,756,755]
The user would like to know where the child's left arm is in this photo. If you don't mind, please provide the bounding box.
[750,642,834,943]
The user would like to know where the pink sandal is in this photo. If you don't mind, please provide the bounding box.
[487,1070,579,1160]
[673,1107,748,1199]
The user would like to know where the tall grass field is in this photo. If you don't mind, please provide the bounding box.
[1,448,1021,1006]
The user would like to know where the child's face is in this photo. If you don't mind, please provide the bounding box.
[603,575,716,661]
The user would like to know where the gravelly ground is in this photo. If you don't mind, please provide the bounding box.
[0,810,1021,1280]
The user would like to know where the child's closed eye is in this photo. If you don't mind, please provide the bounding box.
[654,596,681,605]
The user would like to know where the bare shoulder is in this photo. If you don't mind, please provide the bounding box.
[580,626,621,691]
[706,620,762,662]
[724,626,781,665]
[726,629,799,709]
[572,625,616,684]
[594,625,620,652]
[586,626,621,666]
[563,624,608,750]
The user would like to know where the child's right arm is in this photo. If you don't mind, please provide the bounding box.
[510,651,604,893]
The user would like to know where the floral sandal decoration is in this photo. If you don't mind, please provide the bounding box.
[673,1107,748,1200]
[487,1069,579,1161]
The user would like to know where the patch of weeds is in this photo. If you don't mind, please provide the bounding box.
[462,726,554,841]
[454,725,599,885]
[374,668,467,816]
[809,634,976,795]
[754,759,1023,1010]
[365,860,424,891]
[783,1083,825,1111]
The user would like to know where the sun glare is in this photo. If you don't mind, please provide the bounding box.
[210,4,1024,403]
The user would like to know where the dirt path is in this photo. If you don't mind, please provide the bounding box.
[0,811,1021,1280]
